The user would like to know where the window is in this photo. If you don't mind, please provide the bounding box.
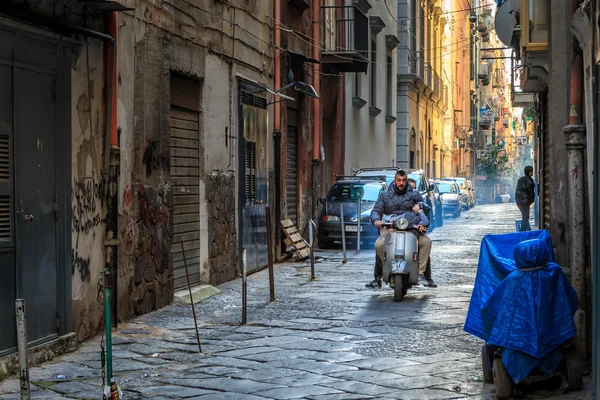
[410,0,417,72]
[386,55,392,115]
[323,0,336,50]
[354,73,361,98]
[521,0,548,47]
[370,38,377,105]
[419,3,425,76]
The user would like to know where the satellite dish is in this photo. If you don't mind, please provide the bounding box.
[495,0,519,47]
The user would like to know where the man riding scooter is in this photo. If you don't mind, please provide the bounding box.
[366,170,437,288]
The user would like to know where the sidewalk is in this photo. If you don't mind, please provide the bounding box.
[0,203,591,399]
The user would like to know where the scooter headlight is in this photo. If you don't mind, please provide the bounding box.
[395,217,409,230]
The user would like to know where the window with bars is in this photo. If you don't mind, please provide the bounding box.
[244,141,256,206]
[370,38,377,105]
[386,55,392,116]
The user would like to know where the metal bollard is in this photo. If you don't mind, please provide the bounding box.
[15,299,30,400]
[266,206,275,302]
[340,203,347,264]
[356,198,361,254]
[309,220,317,280]
[242,247,247,325]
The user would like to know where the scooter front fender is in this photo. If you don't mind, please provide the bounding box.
[382,230,419,285]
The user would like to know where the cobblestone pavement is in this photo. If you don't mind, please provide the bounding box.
[0,203,592,399]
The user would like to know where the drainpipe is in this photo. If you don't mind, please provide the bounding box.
[104,10,119,327]
[312,0,321,219]
[566,0,586,363]
[274,0,281,134]
[273,0,281,256]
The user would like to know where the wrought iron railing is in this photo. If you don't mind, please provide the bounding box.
[321,5,368,57]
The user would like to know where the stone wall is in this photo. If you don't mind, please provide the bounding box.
[205,171,238,285]
[132,184,174,314]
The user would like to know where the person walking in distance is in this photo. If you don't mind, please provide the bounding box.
[515,166,535,231]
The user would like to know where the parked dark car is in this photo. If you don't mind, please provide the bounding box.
[353,167,443,230]
[318,177,387,249]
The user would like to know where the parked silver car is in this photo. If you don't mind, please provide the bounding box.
[435,180,461,218]
[447,177,474,209]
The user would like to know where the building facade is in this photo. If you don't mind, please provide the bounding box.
[0,0,274,360]
[397,0,451,178]
[344,0,398,172]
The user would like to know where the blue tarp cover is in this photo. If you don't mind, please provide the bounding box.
[464,230,578,383]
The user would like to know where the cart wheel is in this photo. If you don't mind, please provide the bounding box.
[564,348,583,390]
[492,358,513,399]
[393,275,404,302]
[482,345,493,383]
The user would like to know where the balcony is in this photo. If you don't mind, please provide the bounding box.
[321,5,369,73]
[479,116,492,130]
[468,133,484,149]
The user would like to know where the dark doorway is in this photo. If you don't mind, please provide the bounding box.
[0,31,70,356]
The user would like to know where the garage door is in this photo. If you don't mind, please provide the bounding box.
[170,106,200,289]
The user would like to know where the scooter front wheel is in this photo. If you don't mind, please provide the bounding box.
[393,275,405,302]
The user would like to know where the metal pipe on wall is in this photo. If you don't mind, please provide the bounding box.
[274,0,281,133]
[104,10,119,327]
[312,0,320,161]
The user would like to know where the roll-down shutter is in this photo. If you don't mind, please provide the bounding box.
[170,107,200,289]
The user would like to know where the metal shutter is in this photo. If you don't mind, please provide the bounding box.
[286,126,298,224]
[170,107,201,289]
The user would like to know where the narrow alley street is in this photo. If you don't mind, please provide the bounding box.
[0,204,590,400]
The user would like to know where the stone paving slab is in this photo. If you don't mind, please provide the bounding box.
[252,384,344,399]
[343,357,422,371]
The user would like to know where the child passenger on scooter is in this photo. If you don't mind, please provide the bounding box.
[385,203,430,231]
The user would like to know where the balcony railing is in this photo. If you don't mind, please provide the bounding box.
[321,5,369,72]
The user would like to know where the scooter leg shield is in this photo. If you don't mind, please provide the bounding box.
[381,232,396,284]
[405,232,419,285]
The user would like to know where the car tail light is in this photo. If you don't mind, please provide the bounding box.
[413,252,418,262]
[321,215,341,222]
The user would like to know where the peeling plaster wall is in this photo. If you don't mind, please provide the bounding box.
[70,41,106,340]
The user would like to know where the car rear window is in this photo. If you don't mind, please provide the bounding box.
[327,183,383,202]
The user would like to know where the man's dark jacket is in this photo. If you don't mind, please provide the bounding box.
[515,175,535,206]
[370,185,424,223]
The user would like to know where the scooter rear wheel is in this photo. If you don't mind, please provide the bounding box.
[492,358,513,399]
[564,347,583,390]
[481,344,493,383]
[393,275,405,302]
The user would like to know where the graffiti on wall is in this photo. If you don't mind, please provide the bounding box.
[142,139,169,176]
[133,184,174,314]
[72,176,106,281]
